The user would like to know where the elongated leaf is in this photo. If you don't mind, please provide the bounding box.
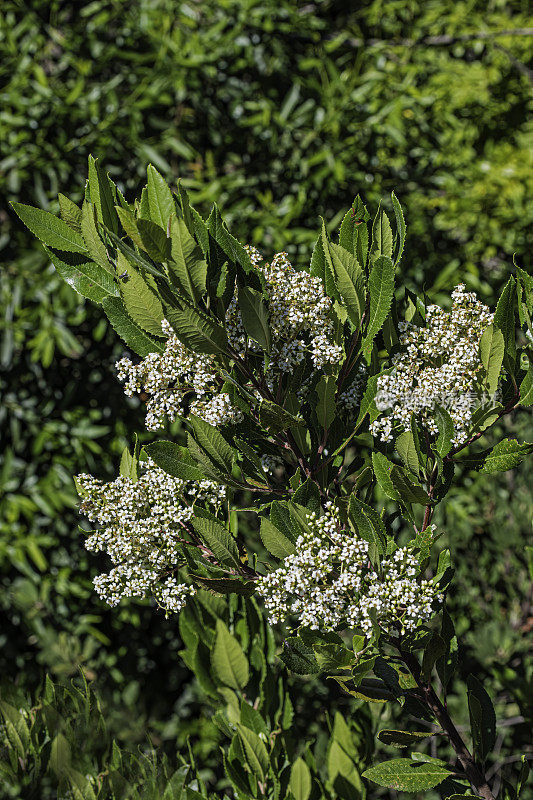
[88,154,118,233]
[363,759,451,791]
[348,495,386,554]
[479,324,504,395]
[237,724,269,781]
[363,255,395,358]
[292,479,321,514]
[81,200,112,271]
[289,758,311,800]
[371,452,401,501]
[323,229,365,328]
[137,218,170,261]
[377,730,433,748]
[391,192,406,266]
[212,620,249,690]
[207,204,253,273]
[45,246,118,304]
[49,733,71,777]
[147,164,175,229]
[166,301,228,355]
[259,400,301,434]
[494,276,517,362]
[144,441,205,481]
[390,466,430,505]
[260,518,296,558]
[395,429,420,476]
[12,202,86,253]
[316,375,337,430]
[280,637,320,674]
[434,406,454,457]
[102,296,165,357]
[169,215,207,302]
[370,207,393,263]
[270,501,300,544]
[188,415,235,472]
[58,193,82,233]
[118,253,165,335]
[354,373,379,430]
[119,445,138,482]
[115,205,145,249]
[238,286,271,352]
[519,354,533,405]
[467,674,496,762]
[192,510,240,568]
[460,438,533,473]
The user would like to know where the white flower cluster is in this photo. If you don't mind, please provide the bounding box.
[76,458,225,612]
[370,285,494,445]
[116,319,244,430]
[117,250,343,430]
[337,363,367,415]
[256,505,441,636]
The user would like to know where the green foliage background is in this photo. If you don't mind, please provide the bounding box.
[1,1,532,796]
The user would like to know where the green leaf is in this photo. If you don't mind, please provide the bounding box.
[260,518,296,558]
[270,501,300,544]
[436,609,458,689]
[517,754,530,799]
[363,255,395,358]
[391,192,406,266]
[169,215,207,303]
[12,202,87,253]
[348,495,386,554]
[479,324,505,395]
[494,276,517,362]
[519,354,533,405]
[258,400,301,434]
[354,373,380,430]
[188,415,235,472]
[460,439,533,473]
[166,301,228,355]
[45,246,118,304]
[81,200,112,271]
[192,509,240,568]
[137,218,170,262]
[119,446,138,482]
[323,229,366,329]
[49,733,71,777]
[207,204,253,273]
[102,296,165,357]
[467,674,496,762]
[88,154,118,234]
[237,724,269,781]
[396,429,421,476]
[316,375,337,430]
[280,637,320,674]
[143,441,205,481]
[289,757,311,800]
[191,576,254,596]
[377,730,433,748]
[370,206,393,264]
[115,205,146,249]
[372,452,401,501]
[292,479,321,514]
[390,466,430,505]
[211,620,249,690]
[147,164,175,229]
[58,193,82,233]
[238,286,271,353]
[118,253,165,335]
[434,406,454,457]
[421,633,447,681]
[363,759,451,791]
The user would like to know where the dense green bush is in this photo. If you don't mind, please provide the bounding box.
[1,1,532,797]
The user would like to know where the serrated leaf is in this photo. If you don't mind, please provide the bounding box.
[348,495,386,554]
[147,164,175,229]
[45,246,118,304]
[270,501,300,544]
[370,207,393,264]
[49,733,71,777]
[192,510,240,568]
[188,415,235,471]
[280,637,320,674]
[88,154,118,233]
[363,758,451,791]
[118,253,165,335]
[238,286,271,353]
[292,479,321,514]
[372,452,401,500]
[166,301,228,355]
[81,200,112,271]
[390,466,430,505]
[289,757,311,800]
[102,296,165,357]
[378,730,433,748]
[260,518,296,558]
[479,324,504,395]
[144,441,205,481]
[434,406,454,457]
[391,192,406,266]
[115,205,145,249]
[169,215,207,303]
[494,276,517,363]
[212,620,249,690]
[12,202,86,253]
[259,399,301,434]
[396,429,421,476]
[316,375,337,430]
[137,218,170,261]
[461,438,533,473]
[58,193,82,233]
[237,724,269,781]
[323,230,366,329]
[363,255,395,358]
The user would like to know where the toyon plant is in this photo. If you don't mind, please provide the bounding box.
[10,157,533,800]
